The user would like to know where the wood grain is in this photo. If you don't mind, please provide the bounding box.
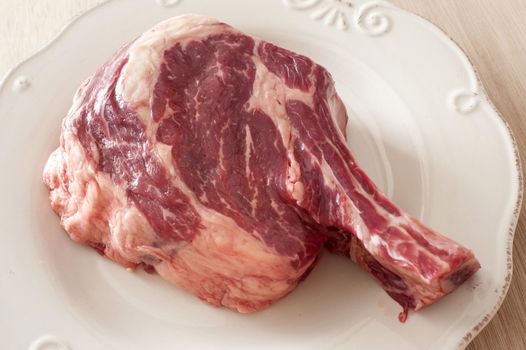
[1,1,524,349]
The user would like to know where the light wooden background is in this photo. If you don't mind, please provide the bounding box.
[1,1,525,349]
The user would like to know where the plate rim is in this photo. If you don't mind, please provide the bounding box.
[0,1,522,349]
[400,8,523,348]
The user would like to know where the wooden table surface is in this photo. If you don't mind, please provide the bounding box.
[1,1,525,348]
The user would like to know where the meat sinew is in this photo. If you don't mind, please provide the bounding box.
[43,15,480,316]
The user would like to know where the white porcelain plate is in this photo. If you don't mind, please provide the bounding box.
[0,0,522,349]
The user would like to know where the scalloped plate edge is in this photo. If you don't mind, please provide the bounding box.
[0,1,522,349]
[396,9,523,349]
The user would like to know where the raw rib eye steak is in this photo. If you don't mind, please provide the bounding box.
[43,15,480,316]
